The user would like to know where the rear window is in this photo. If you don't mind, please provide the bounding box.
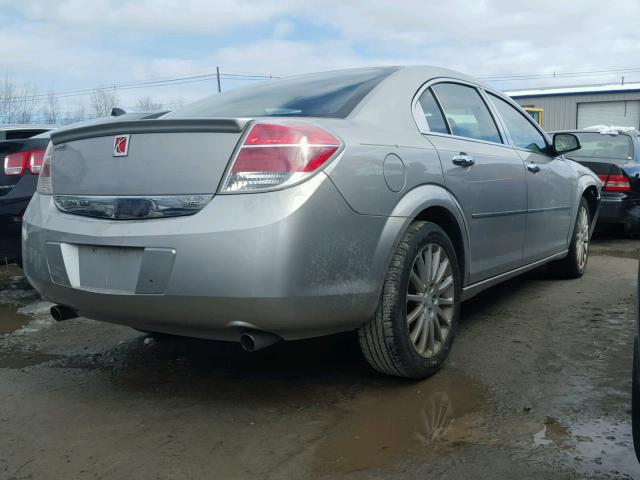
[570,132,634,163]
[166,68,397,119]
[5,129,49,140]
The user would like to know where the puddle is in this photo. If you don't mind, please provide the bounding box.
[533,417,572,448]
[0,351,62,369]
[533,416,638,477]
[0,303,31,334]
[315,369,487,473]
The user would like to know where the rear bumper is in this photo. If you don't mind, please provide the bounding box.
[597,194,637,224]
[23,174,402,341]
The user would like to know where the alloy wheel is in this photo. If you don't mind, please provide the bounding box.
[406,243,455,358]
[575,205,589,270]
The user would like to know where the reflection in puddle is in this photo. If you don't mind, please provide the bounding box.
[316,369,486,473]
[533,417,571,448]
[0,351,61,369]
[0,303,31,334]
[533,416,637,477]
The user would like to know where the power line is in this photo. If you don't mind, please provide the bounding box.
[0,70,280,105]
[479,66,640,82]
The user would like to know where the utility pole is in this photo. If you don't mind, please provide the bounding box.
[216,66,221,93]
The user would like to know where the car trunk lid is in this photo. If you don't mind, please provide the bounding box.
[49,118,249,197]
[568,156,631,193]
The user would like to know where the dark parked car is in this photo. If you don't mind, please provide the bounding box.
[0,132,51,263]
[554,127,640,235]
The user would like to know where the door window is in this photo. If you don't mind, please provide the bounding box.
[431,83,502,144]
[489,94,547,153]
[417,88,449,134]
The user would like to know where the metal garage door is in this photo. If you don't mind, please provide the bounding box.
[577,101,640,129]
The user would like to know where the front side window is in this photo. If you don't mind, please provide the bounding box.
[431,83,502,143]
[489,94,547,152]
[417,89,448,134]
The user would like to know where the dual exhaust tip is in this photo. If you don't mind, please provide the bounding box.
[50,304,280,352]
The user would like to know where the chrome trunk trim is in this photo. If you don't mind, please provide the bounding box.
[53,194,213,220]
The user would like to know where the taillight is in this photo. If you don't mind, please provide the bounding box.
[36,142,54,194]
[28,149,46,174]
[3,149,47,176]
[598,174,631,192]
[220,122,342,192]
[4,152,28,176]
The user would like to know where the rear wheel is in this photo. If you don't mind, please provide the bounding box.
[549,197,590,279]
[358,221,461,379]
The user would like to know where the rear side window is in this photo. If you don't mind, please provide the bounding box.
[489,94,547,152]
[418,89,448,134]
[431,83,502,144]
[167,67,397,119]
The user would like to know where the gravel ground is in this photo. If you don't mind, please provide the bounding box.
[0,233,638,480]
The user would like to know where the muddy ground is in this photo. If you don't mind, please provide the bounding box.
[0,233,639,480]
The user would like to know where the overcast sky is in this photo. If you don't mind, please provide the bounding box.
[2,0,640,112]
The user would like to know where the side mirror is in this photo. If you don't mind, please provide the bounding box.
[553,133,581,155]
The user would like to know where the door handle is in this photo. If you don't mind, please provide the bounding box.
[452,153,475,168]
[526,163,541,173]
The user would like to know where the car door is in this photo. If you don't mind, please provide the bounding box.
[487,93,574,263]
[416,82,527,284]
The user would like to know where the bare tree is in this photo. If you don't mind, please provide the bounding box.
[0,76,39,124]
[136,96,163,112]
[60,103,87,125]
[89,87,119,118]
[15,83,39,123]
[0,76,17,123]
[42,91,60,124]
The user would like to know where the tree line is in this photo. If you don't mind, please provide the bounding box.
[0,76,182,125]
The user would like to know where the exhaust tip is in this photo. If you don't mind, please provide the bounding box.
[239,330,281,352]
[50,305,78,322]
[240,334,257,352]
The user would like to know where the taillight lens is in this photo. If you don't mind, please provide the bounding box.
[598,174,631,192]
[28,149,46,174]
[36,142,54,194]
[4,152,28,176]
[221,122,342,192]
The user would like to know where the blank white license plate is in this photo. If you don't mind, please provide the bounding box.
[68,245,144,293]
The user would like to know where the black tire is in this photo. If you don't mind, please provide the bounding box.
[358,221,461,379]
[549,197,590,279]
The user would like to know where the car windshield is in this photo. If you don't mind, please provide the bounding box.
[166,67,397,119]
[569,132,634,163]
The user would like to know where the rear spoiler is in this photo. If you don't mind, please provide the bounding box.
[50,118,251,145]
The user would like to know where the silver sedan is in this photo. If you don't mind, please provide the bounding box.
[22,66,600,378]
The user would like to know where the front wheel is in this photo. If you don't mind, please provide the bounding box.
[549,197,590,279]
[358,221,461,379]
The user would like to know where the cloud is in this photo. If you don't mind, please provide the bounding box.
[2,0,298,35]
[1,0,640,112]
